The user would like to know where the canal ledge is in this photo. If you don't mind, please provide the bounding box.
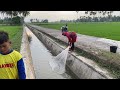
[20,26,35,79]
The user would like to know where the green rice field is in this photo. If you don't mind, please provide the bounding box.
[35,22,120,41]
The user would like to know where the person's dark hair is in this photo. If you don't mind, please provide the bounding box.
[0,31,9,44]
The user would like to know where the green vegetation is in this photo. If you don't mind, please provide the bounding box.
[0,26,23,51]
[35,22,120,41]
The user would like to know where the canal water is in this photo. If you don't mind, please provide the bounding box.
[25,27,72,79]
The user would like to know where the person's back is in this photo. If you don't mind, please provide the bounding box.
[63,31,77,42]
[64,24,68,32]
[61,26,65,32]
[0,31,26,79]
[70,32,77,43]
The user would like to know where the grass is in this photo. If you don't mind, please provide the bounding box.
[0,26,23,52]
[98,50,120,78]
[35,22,120,41]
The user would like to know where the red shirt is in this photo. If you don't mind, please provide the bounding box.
[63,32,77,43]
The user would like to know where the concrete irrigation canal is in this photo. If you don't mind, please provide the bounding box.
[25,26,73,79]
[20,24,120,79]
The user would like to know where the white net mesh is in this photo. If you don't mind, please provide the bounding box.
[49,46,70,74]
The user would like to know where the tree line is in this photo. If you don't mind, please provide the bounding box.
[60,16,120,23]
[60,11,120,22]
[0,11,30,25]
[30,19,48,23]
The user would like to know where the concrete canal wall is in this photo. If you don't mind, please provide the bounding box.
[20,27,35,79]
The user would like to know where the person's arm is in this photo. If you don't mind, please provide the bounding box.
[17,58,26,79]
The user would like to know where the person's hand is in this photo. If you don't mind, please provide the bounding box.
[68,45,71,48]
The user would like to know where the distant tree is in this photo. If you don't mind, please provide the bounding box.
[30,19,33,23]
[12,16,21,25]
[36,19,39,22]
[42,19,48,23]
[84,11,114,22]
[76,11,79,22]
[0,11,30,25]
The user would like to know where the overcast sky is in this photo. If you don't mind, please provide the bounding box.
[1,11,120,22]
[24,11,85,22]
[24,11,120,22]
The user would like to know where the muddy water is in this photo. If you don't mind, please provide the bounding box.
[25,27,72,79]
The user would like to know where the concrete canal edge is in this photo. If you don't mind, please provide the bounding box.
[20,26,35,79]
[26,24,114,79]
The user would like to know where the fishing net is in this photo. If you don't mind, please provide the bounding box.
[49,46,70,74]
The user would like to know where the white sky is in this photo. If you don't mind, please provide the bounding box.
[24,11,84,22]
[0,11,120,22]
